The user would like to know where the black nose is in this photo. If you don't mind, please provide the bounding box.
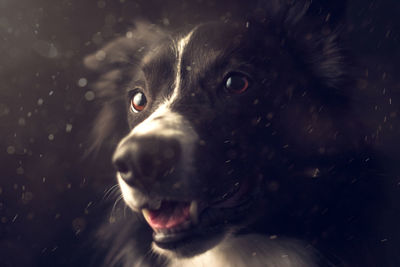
[112,136,182,189]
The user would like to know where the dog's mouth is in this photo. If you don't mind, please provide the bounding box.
[141,181,252,247]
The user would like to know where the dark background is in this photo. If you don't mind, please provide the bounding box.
[0,0,399,266]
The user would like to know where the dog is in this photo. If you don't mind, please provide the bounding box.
[84,1,391,266]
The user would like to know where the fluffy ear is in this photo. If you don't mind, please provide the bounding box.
[254,0,311,26]
[255,0,347,27]
[84,22,166,72]
[254,0,349,89]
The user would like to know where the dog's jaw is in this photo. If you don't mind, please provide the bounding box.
[164,234,320,267]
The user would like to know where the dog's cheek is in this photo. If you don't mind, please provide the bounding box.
[190,110,264,198]
[276,99,361,158]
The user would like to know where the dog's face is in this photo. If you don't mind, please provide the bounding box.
[86,19,358,258]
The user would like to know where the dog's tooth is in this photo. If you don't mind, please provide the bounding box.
[142,209,151,223]
[189,201,199,224]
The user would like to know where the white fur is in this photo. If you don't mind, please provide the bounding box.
[168,235,319,267]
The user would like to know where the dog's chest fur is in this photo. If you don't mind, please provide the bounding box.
[168,234,319,267]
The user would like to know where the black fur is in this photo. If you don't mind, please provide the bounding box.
[85,1,392,266]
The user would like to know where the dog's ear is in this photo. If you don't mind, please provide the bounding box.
[254,0,347,27]
[253,0,310,26]
[84,21,165,72]
[253,0,349,90]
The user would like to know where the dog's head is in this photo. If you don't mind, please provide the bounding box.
[85,3,361,259]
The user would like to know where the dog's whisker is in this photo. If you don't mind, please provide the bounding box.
[103,184,120,200]
[110,195,124,218]
[123,203,129,218]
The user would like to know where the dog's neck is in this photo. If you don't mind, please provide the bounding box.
[168,234,323,267]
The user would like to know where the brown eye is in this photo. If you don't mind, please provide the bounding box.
[130,91,147,113]
[225,74,250,94]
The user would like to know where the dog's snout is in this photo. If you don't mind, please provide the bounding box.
[112,136,182,188]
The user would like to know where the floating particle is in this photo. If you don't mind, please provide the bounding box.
[162,18,170,26]
[32,40,58,58]
[27,212,34,220]
[37,98,44,105]
[48,134,54,141]
[78,78,87,87]
[105,14,116,26]
[126,31,133,38]
[65,123,73,133]
[0,104,10,116]
[85,91,95,101]
[22,192,33,202]
[18,117,26,126]
[72,217,87,235]
[16,167,24,175]
[49,90,54,96]
[97,0,106,8]
[7,146,15,154]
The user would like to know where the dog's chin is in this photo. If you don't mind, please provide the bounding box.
[151,227,226,258]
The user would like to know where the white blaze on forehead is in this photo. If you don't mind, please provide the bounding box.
[169,28,196,104]
[129,27,198,138]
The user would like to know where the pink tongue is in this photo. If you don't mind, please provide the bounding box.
[147,201,190,229]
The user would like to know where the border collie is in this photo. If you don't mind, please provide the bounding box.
[85,1,387,266]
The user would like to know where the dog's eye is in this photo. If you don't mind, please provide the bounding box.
[224,73,250,94]
[130,91,147,113]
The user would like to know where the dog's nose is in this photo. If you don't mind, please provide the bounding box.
[112,136,182,189]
